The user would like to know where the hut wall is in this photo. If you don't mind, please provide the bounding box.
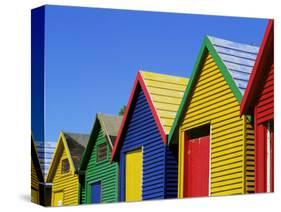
[255,64,274,124]
[255,64,274,192]
[119,88,167,201]
[51,148,79,206]
[82,126,119,203]
[178,53,253,197]
[31,160,40,203]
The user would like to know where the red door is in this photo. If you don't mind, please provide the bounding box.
[183,135,210,197]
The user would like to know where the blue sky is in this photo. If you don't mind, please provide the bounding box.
[35,5,268,142]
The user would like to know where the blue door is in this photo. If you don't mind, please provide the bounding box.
[91,182,101,203]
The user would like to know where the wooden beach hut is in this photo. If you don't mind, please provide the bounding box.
[168,36,260,198]
[79,113,122,204]
[240,20,274,193]
[111,71,188,202]
[46,132,89,206]
[31,135,45,204]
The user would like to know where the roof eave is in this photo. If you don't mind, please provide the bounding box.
[46,132,76,182]
[78,116,99,171]
[240,19,274,116]
[111,71,168,162]
[110,72,141,162]
[168,35,243,144]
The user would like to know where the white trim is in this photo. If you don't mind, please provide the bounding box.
[208,124,212,197]
[266,121,271,193]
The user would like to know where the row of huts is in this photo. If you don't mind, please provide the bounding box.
[31,20,274,206]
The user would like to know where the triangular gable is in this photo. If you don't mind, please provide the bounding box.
[31,134,44,182]
[97,113,123,148]
[46,132,77,182]
[63,132,89,170]
[111,71,188,161]
[79,113,122,171]
[240,20,274,115]
[141,71,188,134]
[208,36,259,95]
[168,36,259,144]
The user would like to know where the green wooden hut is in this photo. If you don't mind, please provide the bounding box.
[79,113,122,204]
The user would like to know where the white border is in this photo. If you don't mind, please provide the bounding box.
[0,0,280,212]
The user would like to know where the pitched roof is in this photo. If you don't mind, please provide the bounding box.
[240,20,274,115]
[141,71,189,134]
[79,113,122,171]
[168,35,260,144]
[111,71,188,161]
[63,132,90,170]
[208,36,259,95]
[46,131,89,182]
[97,113,123,147]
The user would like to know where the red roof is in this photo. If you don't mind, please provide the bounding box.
[240,19,274,115]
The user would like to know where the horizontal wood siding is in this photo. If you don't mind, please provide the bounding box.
[79,176,86,204]
[31,161,39,190]
[245,120,255,193]
[120,88,166,201]
[256,64,274,124]
[255,63,274,192]
[84,127,119,203]
[165,145,178,198]
[51,148,79,206]
[180,53,248,196]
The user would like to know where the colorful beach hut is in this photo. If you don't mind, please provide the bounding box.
[111,71,188,202]
[79,113,122,204]
[31,135,44,204]
[46,132,89,206]
[168,36,260,197]
[240,20,274,193]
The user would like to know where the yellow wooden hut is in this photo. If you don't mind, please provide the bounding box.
[46,132,89,206]
[168,36,260,198]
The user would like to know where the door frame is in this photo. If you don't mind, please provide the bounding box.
[124,146,143,202]
[255,120,274,193]
[86,180,102,204]
[183,124,211,197]
[266,121,274,192]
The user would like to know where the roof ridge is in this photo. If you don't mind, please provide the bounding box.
[207,35,260,49]
[63,131,90,138]
[139,70,187,80]
[97,112,122,117]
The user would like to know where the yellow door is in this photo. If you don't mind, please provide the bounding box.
[125,148,142,202]
[52,191,64,206]
[31,188,39,203]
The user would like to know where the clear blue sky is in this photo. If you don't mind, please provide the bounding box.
[39,5,268,142]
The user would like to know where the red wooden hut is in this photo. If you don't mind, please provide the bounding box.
[240,20,274,193]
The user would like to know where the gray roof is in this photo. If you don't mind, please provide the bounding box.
[35,141,56,177]
[208,36,260,95]
[63,132,90,170]
[97,113,123,147]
